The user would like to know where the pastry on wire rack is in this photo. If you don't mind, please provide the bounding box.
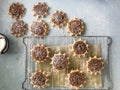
[50,11,68,28]
[32,2,49,19]
[86,56,104,75]
[66,69,87,89]
[11,20,28,37]
[31,44,50,63]
[51,53,70,71]
[30,20,49,38]
[8,2,25,19]
[71,38,89,57]
[67,18,85,36]
[30,70,49,88]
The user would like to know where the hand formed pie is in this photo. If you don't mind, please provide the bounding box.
[67,18,85,36]
[32,2,49,19]
[30,20,49,38]
[31,44,50,63]
[30,70,49,88]
[11,20,28,37]
[50,11,68,28]
[66,70,87,89]
[71,38,89,57]
[8,2,25,19]
[86,56,104,75]
[51,53,70,70]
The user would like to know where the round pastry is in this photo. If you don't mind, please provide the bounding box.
[8,2,25,19]
[67,18,85,36]
[31,44,50,63]
[71,38,89,57]
[30,20,49,38]
[32,2,49,19]
[66,70,87,89]
[50,11,68,28]
[11,20,28,37]
[86,56,104,75]
[51,53,69,70]
[0,33,9,54]
[30,70,49,88]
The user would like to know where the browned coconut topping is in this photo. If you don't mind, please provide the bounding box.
[50,11,68,28]
[9,2,25,19]
[33,2,49,19]
[31,72,47,88]
[73,41,87,55]
[11,20,28,37]
[68,19,85,36]
[31,20,49,38]
[88,58,104,72]
[52,54,69,70]
[69,71,86,87]
[31,45,48,62]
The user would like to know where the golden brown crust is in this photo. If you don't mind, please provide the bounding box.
[67,18,85,36]
[50,11,68,28]
[86,56,104,75]
[30,70,49,88]
[11,20,28,37]
[31,43,50,63]
[66,69,87,89]
[51,52,70,71]
[8,2,25,19]
[71,38,89,57]
[30,20,49,38]
[32,2,49,19]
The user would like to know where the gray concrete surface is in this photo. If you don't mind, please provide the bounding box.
[0,0,120,90]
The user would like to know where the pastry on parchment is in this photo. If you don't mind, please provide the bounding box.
[31,44,50,63]
[30,20,49,38]
[8,2,25,19]
[66,69,87,89]
[51,53,70,71]
[30,70,49,88]
[86,56,104,75]
[11,20,28,37]
[67,18,85,36]
[71,38,89,57]
[32,2,49,19]
[50,11,68,28]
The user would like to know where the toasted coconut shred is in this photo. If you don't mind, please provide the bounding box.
[30,20,49,38]
[71,38,89,57]
[31,43,50,63]
[50,11,68,28]
[51,52,70,71]
[30,70,49,88]
[86,56,104,75]
[66,69,87,89]
[67,18,85,36]
[8,2,25,19]
[32,2,49,19]
[11,20,28,37]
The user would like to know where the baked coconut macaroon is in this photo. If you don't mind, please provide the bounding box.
[50,11,68,28]
[67,18,85,36]
[31,44,50,63]
[86,56,104,75]
[30,20,49,38]
[66,70,87,89]
[11,20,28,37]
[32,2,49,19]
[8,2,25,19]
[71,38,89,57]
[30,70,49,88]
[51,53,70,71]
